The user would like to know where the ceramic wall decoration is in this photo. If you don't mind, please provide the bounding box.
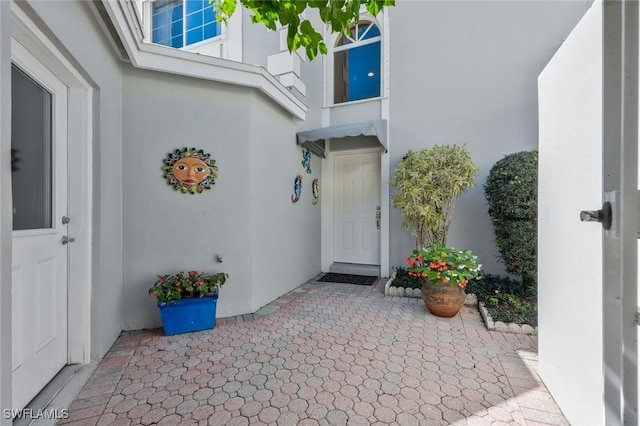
[312,178,319,205]
[163,147,218,194]
[301,148,312,174]
[291,174,302,203]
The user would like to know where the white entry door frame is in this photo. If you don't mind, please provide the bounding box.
[601,1,638,424]
[321,146,389,274]
[9,0,93,383]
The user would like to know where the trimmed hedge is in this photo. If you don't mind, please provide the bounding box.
[484,151,538,288]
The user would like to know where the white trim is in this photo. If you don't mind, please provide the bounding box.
[104,0,304,119]
[380,9,390,277]
[11,2,94,365]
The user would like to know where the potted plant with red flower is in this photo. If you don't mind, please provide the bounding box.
[149,271,228,335]
[407,244,481,317]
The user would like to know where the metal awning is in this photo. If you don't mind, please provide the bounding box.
[296,119,388,158]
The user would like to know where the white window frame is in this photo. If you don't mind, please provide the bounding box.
[141,0,243,61]
[326,13,384,107]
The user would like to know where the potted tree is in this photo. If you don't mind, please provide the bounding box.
[391,144,479,317]
[149,271,228,335]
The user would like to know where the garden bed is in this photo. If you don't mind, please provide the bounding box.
[386,270,537,334]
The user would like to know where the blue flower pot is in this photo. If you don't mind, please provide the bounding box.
[157,293,218,336]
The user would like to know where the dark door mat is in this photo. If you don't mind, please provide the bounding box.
[318,273,378,286]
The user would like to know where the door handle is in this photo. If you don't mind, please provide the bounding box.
[580,201,612,230]
[376,206,381,230]
[61,235,76,245]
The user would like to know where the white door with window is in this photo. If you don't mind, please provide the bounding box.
[11,44,69,410]
[333,151,381,265]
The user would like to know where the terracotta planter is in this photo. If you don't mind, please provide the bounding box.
[421,279,466,318]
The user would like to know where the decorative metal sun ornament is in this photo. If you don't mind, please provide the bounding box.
[162,147,218,194]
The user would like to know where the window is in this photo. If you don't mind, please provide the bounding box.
[334,21,381,104]
[152,0,220,48]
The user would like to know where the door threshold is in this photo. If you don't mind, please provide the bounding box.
[329,262,380,276]
[15,363,97,426]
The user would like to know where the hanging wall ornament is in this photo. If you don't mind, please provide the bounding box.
[162,147,218,194]
[301,148,312,174]
[312,178,319,205]
[291,174,302,203]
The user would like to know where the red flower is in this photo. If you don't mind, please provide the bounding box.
[188,271,198,277]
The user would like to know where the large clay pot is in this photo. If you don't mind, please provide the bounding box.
[421,279,466,318]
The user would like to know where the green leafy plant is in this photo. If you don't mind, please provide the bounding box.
[465,274,537,326]
[484,150,538,287]
[390,268,422,289]
[406,244,481,289]
[391,145,479,248]
[216,0,395,60]
[149,271,228,303]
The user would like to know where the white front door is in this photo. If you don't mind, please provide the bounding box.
[11,44,69,410]
[333,151,381,265]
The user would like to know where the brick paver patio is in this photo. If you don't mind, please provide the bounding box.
[59,276,567,425]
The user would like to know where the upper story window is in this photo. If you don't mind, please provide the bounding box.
[152,0,220,48]
[333,20,381,104]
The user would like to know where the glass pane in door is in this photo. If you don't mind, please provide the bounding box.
[11,64,53,230]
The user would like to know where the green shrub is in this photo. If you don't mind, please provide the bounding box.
[390,268,421,289]
[466,274,537,326]
[484,151,537,287]
[391,145,479,248]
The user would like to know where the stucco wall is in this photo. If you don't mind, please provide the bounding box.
[387,1,589,273]
[122,67,255,328]
[26,0,124,359]
[241,9,280,68]
[249,91,322,311]
[538,2,603,424]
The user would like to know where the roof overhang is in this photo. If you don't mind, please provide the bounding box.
[296,120,388,158]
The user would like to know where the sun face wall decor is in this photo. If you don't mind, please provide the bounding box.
[163,147,218,194]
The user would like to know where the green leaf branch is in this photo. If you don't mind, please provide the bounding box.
[215,0,395,60]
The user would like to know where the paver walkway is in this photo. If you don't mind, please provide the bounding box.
[59,276,568,425]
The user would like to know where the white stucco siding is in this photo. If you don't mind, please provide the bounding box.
[121,67,255,328]
[387,1,588,272]
[248,91,321,311]
[538,2,603,424]
[24,0,125,359]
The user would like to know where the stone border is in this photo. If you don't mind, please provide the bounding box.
[479,301,537,335]
[385,272,536,335]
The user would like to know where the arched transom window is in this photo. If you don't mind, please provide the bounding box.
[334,20,381,104]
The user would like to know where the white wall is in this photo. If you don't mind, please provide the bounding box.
[538,2,603,424]
[249,91,322,310]
[121,67,254,326]
[121,70,321,329]
[387,1,589,273]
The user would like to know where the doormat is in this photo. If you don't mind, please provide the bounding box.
[318,273,378,286]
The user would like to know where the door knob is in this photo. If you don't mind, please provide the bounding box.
[580,201,612,230]
[61,235,76,245]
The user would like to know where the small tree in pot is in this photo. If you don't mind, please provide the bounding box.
[391,144,479,248]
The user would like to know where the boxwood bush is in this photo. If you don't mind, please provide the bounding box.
[484,150,538,290]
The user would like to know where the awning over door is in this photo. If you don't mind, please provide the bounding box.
[296,119,388,158]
